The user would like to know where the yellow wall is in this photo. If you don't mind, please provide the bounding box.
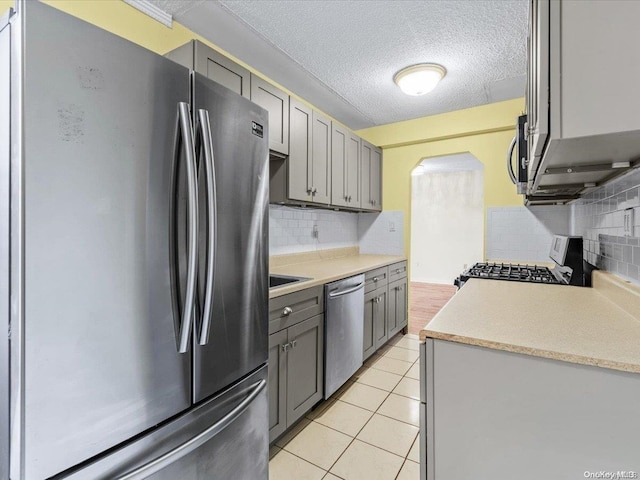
[356,97,525,258]
[1,0,12,16]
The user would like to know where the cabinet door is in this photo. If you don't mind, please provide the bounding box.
[331,123,348,207]
[194,41,250,98]
[286,314,324,427]
[370,146,382,211]
[361,140,373,210]
[363,290,377,360]
[346,132,361,208]
[527,0,549,178]
[311,110,331,204]
[373,288,388,350]
[288,98,313,202]
[250,75,289,155]
[268,330,288,443]
[388,278,408,338]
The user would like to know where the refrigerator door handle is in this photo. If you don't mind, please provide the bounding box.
[195,109,217,346]
[173,102,198,354]
[115,379,267,480]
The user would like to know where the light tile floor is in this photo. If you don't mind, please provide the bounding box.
[269,333,421,480]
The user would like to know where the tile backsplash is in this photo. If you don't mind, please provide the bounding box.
[486,206,572,263]
[572,168,640,284]
[269,206,405,256]
[269,205,358,256]
[358,211,404,256]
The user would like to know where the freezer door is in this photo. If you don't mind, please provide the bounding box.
[19,3,192,478]
[61,365,268,480]
[192,73,269,402]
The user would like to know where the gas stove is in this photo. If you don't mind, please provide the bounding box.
[454,235,586,289]
[455,262,562,287]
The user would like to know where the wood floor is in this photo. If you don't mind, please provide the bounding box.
[408,282,457,335]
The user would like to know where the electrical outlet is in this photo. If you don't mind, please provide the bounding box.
[388,221,396,232]
[623,209,634,237]
[312,224,318,238]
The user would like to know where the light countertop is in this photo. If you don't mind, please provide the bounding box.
[420,271,640,374]
[269,248,405,298]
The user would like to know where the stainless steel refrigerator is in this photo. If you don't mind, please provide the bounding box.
[0,2,269,479]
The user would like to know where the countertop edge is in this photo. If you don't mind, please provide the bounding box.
[420,331,640,375]
[269,254,406,299]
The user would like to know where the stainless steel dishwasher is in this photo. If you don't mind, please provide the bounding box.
[324,274,365,398]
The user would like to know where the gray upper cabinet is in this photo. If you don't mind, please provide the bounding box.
[288,99,331,205]
[371,146,382,211]
[331,123,360,209]
[311,111,331,205]
[361,139,382,211]
[288,98,313,203]
[250,75,289,155]
[165,40,250,98]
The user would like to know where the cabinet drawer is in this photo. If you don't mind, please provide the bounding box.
[364,267,388,293]
[388,261,407,282]
[269,285,324,334]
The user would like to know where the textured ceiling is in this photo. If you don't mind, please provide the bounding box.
[148,0,528,130]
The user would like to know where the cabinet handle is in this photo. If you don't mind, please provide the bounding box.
[348,195,352,202]
[291,340,297,349]
[345,195,348,201]
[312,187,317,195]
[282,306,293,316]
[396,268,401,274]
[373,277,378,282]
[281,343,290,352]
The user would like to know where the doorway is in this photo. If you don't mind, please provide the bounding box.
[409,153,484,330]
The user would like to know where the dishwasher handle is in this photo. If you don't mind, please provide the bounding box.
[328,282,365,298]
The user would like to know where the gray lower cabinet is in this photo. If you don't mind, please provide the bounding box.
[363,286,388,361]
[250,74,289,155]
[268,329,288,441]
[268,287,324,443]
[363,261,407,360]
[388,277,408,338]
[286,314,324,424]
[165,40,250,98]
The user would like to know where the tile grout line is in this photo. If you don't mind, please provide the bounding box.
[271,334,421,479]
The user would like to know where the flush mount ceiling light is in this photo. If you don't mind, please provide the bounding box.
[394,63,446,96]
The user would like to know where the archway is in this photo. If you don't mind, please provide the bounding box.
[410,153,484,284]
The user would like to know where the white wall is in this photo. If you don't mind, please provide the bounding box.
[410,156,484,284]
[485,206,573,263]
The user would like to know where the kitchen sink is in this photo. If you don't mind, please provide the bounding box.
[269,274,311,289]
